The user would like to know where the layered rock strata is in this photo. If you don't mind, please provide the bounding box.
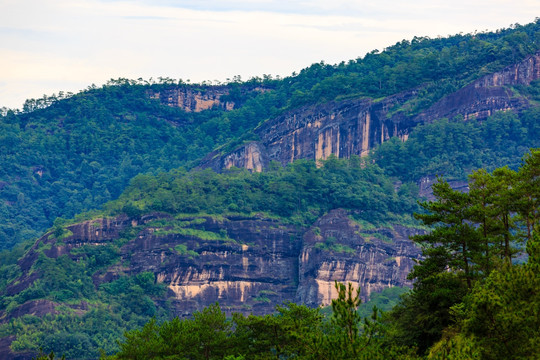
[2,210,421,321]
[203,52,540,172]
[147,86,234,112]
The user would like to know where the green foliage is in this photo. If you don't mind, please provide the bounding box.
[2,20,540,251]
[148,218,233,242]
[371,109,540,182]
[106,156,419,227]
[113,303,232,360]
[428,234,540,359]
[388,149,540,356]
[314,236,355,254]
[329,281,363,356]
[108,285,419,360]
[173,244,199,257]
[0,155,421,359]
[357,286,409,319]
[3,151,536,358]
[461,261,540,359]
[0,241,28,293]
[0,21,539,359]
[32,348,66,360]
[0,246,168,357]
[278,20,540,108]
[0,82,267,250]
[232,302,325,359]
[100,273,166,317]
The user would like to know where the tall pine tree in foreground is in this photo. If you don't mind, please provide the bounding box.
[390,149,540,358]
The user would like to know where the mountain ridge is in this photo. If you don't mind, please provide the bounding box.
[202,51,540,172]
[1,20,540,358]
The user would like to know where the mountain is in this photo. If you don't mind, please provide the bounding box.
[0,20,540,359]
[1,20,540,251]
[202,51,540,172]
[0,158,426,359]
[0,81,269,250]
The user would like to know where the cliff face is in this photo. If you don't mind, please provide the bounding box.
[1,210,421,327]
[203,52,540,172]
[146,85,269,113]
[413,52,540,123]
[203,91,417,171]
[147,86,235,112]
[118,214,304,315]
[296,210,421,306]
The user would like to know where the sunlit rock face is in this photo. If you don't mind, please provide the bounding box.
[3,210,422,320]
[147,86,235,112]
[296,209,421,305]
[120,214,304,315]
[203,52,540,172]
[147,85,270,112]
[202,91,418,171]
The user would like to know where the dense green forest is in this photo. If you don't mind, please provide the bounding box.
[1,20,539,250]
[1,149,538,359]
[30,150,539,360]
[0,156,421,358]
[372,102,540,181]
[1,19,540,359]
[0,82,249,250]
[103,156,420,226]
[112,149,538,360]
[105,149,540,360]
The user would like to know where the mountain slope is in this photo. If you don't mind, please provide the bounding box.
[1,20,540,359]
[203,51,540,172]
[1,20,539,250]
[0,82,268,250]
[0,158,423,358]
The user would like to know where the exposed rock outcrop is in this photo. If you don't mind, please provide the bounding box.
[296,210,421,305]
[146,85,269,113]
[203,91,418,171]
[147,86,234,112]
[119,214,304,315]
[202,52,540,172]
[413,51,539,123]
[2,210,422,324]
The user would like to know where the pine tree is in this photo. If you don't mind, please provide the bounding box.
[412,178,481,288]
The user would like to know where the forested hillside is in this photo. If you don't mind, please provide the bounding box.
[0,19,539,360]
[1,20,539,250]
[0,82,271,249]
[17,149,540,360]
[0,156,423,358]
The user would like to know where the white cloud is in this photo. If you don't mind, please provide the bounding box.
[0,0,538,109]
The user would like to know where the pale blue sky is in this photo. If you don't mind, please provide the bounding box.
[1,0,538,109]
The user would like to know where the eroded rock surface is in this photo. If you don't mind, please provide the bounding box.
[203,52,540,172]
[146,85,269,113]
[296,209,421,305]
[2,210,422,323]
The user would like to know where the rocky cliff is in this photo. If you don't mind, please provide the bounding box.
[147,86,235,112]
[297,210,421,307]
[1,210,421,328]
[146,85,268,113]
[202,52,540,172]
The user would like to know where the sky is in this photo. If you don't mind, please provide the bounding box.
[0,0,538,109]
